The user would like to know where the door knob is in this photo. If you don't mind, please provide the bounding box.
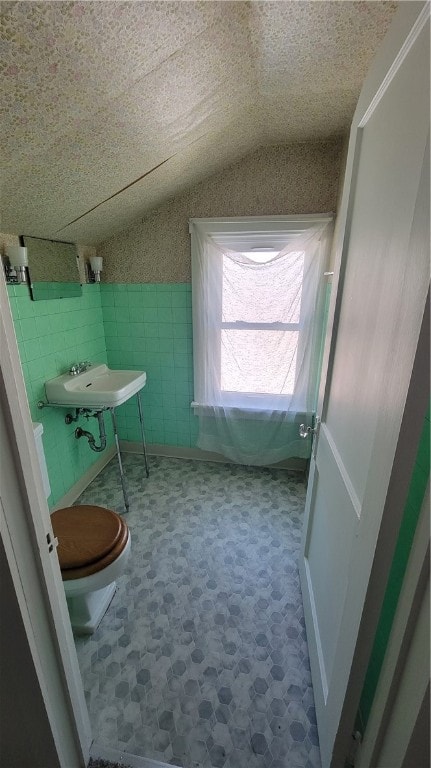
[299,422,318,439]
[299,424,312,438]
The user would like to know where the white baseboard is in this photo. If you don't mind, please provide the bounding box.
[51,445,116,511]
[120,441,307,473]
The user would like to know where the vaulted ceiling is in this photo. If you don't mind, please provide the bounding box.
[1,1,397,244]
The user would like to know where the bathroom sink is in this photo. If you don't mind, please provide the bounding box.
[45,364,146,408]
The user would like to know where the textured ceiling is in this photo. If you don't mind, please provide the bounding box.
[1,1,397,244]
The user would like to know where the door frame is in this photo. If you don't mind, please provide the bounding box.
[305,2,430,763]
[356,483,430,768]
[0,269,91,766]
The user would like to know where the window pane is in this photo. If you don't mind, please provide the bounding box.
[221,329,298,395]
[222,251,304,324]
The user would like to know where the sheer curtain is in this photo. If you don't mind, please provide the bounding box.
[191,218,332,465]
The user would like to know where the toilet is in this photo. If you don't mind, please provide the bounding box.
[33,422,131,635]
[51,504,131,634]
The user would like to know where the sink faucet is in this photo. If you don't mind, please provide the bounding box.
[68,361,91,376]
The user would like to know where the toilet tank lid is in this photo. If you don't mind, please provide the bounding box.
[32,421,43,438]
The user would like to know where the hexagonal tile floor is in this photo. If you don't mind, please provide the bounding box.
[74,455,321,768]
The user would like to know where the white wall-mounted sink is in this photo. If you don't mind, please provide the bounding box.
[45,364,146,408]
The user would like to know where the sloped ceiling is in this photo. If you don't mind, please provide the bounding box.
[1,1,397,245]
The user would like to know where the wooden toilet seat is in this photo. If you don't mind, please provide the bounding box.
[51,505,129,581]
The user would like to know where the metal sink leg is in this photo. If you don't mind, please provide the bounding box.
[110,407,130,512]
[137,390,150,478]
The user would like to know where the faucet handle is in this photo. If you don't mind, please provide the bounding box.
[69,361,91,375]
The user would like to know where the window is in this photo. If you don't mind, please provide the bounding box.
[190,215,331,413]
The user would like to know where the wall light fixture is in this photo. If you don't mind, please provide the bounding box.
[89,256,103,283]
[6,245,28,283]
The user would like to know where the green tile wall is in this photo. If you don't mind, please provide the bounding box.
[7,283,112,507]
[358,407,430,730]
[100,283,198,447]
[7,278,329,507]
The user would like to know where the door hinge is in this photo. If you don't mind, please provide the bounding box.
[345,730,362,767]
[46,532,58,553]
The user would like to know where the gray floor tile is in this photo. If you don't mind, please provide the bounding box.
[74,456,321,768]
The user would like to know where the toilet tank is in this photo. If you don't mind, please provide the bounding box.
[32,422,51,499]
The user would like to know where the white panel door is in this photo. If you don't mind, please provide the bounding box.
[299,6,430,768]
